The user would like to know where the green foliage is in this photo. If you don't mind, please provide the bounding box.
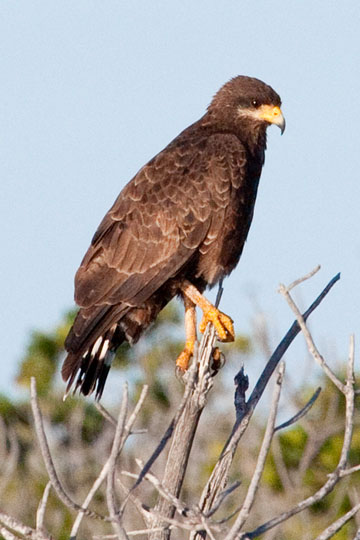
[279,426,308,469]
[16,309,76,396]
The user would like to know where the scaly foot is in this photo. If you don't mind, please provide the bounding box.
[199,307,235,342]
[175,340,195,372]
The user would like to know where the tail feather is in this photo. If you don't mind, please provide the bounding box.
[63,324,121,400]
[62,291,172,399]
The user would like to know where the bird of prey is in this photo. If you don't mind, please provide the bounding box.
[62,75,285,399]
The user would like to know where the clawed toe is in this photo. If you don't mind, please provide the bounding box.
[199,307,235,342]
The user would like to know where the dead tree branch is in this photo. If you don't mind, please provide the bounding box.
[36,482,52,533]
[241,332,355,538]
[148,325,219,539]
[4,269,352,540]
[0,512,53,540]
[106,383,129,540]
[225,362,285,538]
[191,271,340,539]
[30,377,108,522]
[274,386,321,432]
[278,274,344,393]
[314,501,360,540]
[70,385,149,538]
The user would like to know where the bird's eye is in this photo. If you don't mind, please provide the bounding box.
[251,99,258,107]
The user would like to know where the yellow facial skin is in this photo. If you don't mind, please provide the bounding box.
[240,104,286,133]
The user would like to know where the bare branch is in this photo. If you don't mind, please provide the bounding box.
[94,529,175,539]
[122,464,197,523]
[339,464,360,478]
[71,386,149,538]
[36,482,51,532]
[225,362,285,538]
[338,335,355,469]
[204,482,241,518]
[0,527,18,540]
[70,458,112,539]
[123,385,149,437]
[149,325,218,538]
[0,512,53,539]
[274,386,321,432]
[314,502,360,540]
[243,334,356,538]
[30,377,108,522]
[192,272,340,538]
[132,353,198,491]
[106,383,129,539]
[0,513,32,537]
[278,274,344,393]
[120,477,218,534]
[285,264,321,291]
[95,403,118,427]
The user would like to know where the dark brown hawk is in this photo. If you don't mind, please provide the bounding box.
[62,76,285,399]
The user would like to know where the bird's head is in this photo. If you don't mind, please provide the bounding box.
[207,75,285,137]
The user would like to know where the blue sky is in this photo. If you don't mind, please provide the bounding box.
[1,1,359,398]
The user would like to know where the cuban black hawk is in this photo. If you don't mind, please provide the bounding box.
[62,75,285,399]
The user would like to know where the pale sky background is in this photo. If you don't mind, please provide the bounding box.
[1,1,360,399]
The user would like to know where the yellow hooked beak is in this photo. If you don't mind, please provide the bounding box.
[257,104,286,134]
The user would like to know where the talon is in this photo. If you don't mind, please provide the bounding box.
[211,347,226,372]
[199,307,235,342]
[176,340,195,371]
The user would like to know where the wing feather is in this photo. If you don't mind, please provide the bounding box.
[74,130,247,314]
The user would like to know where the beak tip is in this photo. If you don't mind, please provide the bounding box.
[280,118,286,135]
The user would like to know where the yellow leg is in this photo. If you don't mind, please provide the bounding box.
[180,281,235,343]
[176,296,197,371]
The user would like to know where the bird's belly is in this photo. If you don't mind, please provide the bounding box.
[195,235,245,287]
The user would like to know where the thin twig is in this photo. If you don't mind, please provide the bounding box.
[0,513,32,537]
[278,274,344,393]
[70,385,149,538]
[0,528,18,540]
[314,502,360,540]
[94,529,174,539]
[36,482,52,531]
[0,512,53,539]
[120,480,215,534]
[247,273,340,414]
[285,264,321,291]
[70,458,112,539]
[95,403,118,427]
[123,385,149,439]
[204,482,241,518]
[339,464,360,478]
[30,378,108,521]
[274,387,321,432]
[106,384,129,539]
[122,468,197,522]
